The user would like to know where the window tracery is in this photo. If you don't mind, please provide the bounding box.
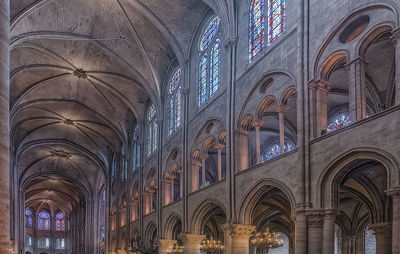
[261,143,294,162]
[249,0,285,61]
[38,211,51,230]
[132,124,141,172]
[121,146,128,180]
[25,208,33,228]
[146,104,158,156]
[55,212,65,231]
[198,16,221,107]
[167,69,183,136]
[327,113,351,133]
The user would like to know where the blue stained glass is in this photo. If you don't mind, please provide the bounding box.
[56,212,65,231]
[268,0,285,44]
[38,211,50,230]
[262,143,293,162]
[365,227,376,254]
[199,54,208,107]
[26,208,33,227]
[146,104,158,156]
[249,0,265,61]
[25,208,32,216]
[199,17,221,51]
[167,69,182,136]
[133,124,140,171]
[210,40,221,97]
[327,114,351,133]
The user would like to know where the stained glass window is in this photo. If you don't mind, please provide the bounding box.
[261,143,294,162]
[199,54,208,107]
[198,16,222,107]
[112,156,117,177]
[327,113,351,133]
[38,211,51,230]
[121,146,128,180]
[199,17,221,51]
[365,227,376,254]
[167,69,183,136]
[25,208,33,227]
[132,124,141,172]
[55,212,65,231]
[146,104,158,156]
[210,40,221,97]
[268,0,285,44]
[249,0,265,61]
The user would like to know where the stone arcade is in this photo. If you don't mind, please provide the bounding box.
[1,0,400,253]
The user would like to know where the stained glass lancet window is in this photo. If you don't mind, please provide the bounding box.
[55,212,65,231]
[121,146,128,180]
[268,0,285,44]
[132,124,141,172]
[198,16,222,107]
[249,0,265,61]
[167,69,183,136]
[38,211,50,230]
[210,40,221,97]
[25,208,33,228]
[261,143,294,162]
[146,104,158,156]
[365,227,376,254]
[327,113,351,133]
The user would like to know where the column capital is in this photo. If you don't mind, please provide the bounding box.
[224,37,238,49]
[276,105,289,114]
[305,210,324,228]
[234,128,249,136]
[178,233,205,244]
[188,159,201,167]
[391,27,400,43]
[220,223,256,239]
[308,80,330,92]
[368,222,392,235]
[199,153,208,161]
[214,143,225,150]
[385,187,400,198]
[252,120,264,128]
[157,239,176,250]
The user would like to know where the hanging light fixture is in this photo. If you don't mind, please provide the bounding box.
[167,242,184,254]
[250,227,284,253]
[200,236,224,253]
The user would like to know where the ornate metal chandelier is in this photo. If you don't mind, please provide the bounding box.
[200,236,224,253]
[250,227,284,252]
[167,243,184,254]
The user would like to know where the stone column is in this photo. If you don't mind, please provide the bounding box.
[369,222,392,254]
[306,211,324,254]
[143,192,151,215]
[294,211,308,254]
[342,235,356,254]
[189,160,201,192]
[386,188,400,253]
[322,210,337,254]
[179,234,205,254]
[130,200,139,221]
[215,144,225,181]
[163,179,173,206]
[200,154,207,188]
[347,58,367,121]
[179,170,183,199]
[391,28,400,104]
[221,224,255,254]
[276,106,288,153]
[252,120,264,164]
[0,0,10,253]
[235,129,249,171]
[316,81,330,136]
[157,239,176,254]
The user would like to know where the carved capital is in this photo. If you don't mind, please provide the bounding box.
[385,187,400,199]
[224,37,238,49]
[157,239,176,250]
[252,120,264,128]
[276,105,289,114]
[221,223,256,239]
[369,222,392,235]
[188,159,201,167]
[178,233,205,244]
[214,143,225,150]
[306,211,324,228]
[235,128,250,137]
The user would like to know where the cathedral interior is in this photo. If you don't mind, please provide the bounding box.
[0,0,400,253]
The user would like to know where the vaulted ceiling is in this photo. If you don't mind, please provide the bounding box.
[10,0,235,213]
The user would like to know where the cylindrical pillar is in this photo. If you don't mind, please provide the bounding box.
[0,0,10,253]
[322,210,337,254]
[179,234,205,254]
[392,28,400,104]
[163,179,173,206]
[347,58,367,121]
[295,211,308,254]
[215,144,224,181]
[277,106,288,154]
[307,212,324,254]
[387,188,400,253]
[189,160,201,192]
[316,81,330,136]
[200,155,207,188]
[235,129,249,171]
[221,224,255,254]
[369,223,392,254]
[252,120,264,164]
[157,239,176,254]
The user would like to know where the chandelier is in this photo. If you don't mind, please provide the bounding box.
[250,227,284,252]
[167,243,184,254]
[200,236,224,253]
